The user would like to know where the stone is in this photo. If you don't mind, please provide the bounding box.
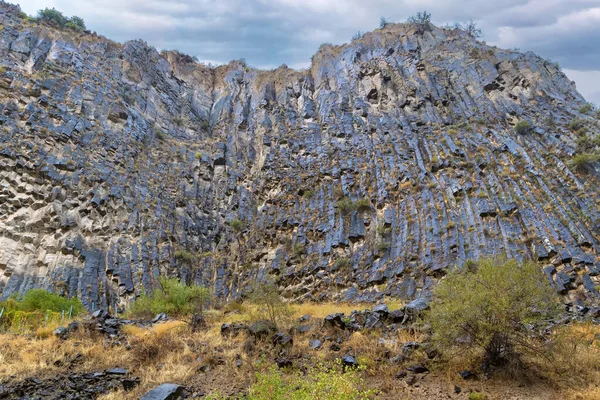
[459,370,476,380]
[308,339,322,350]
[140,383,185,400]
[152,313,168,323]
[342,355,359,369]
[106,368,128,375]
[275,357,292,369]
[272,332,293,347]
[53,326,69,340]
[406,364,429,374]
[324,313,346,329]
[372,303,389,316]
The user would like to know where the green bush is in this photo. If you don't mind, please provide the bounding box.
[37,8,86,30]
[569,152,600,173]
[336,197,355,214]
[229,218,245,233]
[354,198,371,212]
[514,120,533,135]
[0,289,84,331]
[68,16,85,30]
[174,249,195,264]
[569,118,586,132]
[248,361,375,400]
[427,257,559,370]
[248,280,291,328]
[37,8,68,27]
[128,278,210,318]
[579,103,593,114]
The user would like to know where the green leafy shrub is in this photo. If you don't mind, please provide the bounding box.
[427,257,559,371]
[291,243,305,259]
[354,198,371,212]
[174,249,195,264]
[128,278,210,318]
[579,103,593,114]
[336,197,355,214]
[569,152,600,173]
[569,118,586,132]
[514,120,533,135]
[0,289,84,331]
[68,16,85,30]
[248,280,291,328]
[335,258,351,270]
[37,8,68,27]
[229,218,245,233]
[37,8,86,30]
[248,361,374,400]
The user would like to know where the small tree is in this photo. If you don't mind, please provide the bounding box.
[37,8,68,27]
[428,257,559,371]
[514,120,533,135]
[408,11,432,25]
[462,20,482,38]
[128,277,210,318]
[379,17,390,29]
[66,16,86,31]
[352,31,364,41]
[248,279,291,328]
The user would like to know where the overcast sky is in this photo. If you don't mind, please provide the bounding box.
[14,0,600,104]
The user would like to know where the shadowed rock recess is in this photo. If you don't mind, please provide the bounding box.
[0,2,598,310]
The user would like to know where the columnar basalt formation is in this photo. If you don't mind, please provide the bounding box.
[0,2,598,310]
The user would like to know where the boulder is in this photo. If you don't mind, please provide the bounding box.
[140,383,184,400]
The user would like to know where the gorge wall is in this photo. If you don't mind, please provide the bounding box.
[0,2,599,310]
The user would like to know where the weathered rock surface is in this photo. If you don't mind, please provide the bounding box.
[0,370,139,399]
[0,2,598,308]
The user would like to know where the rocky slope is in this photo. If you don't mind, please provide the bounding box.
[0,2,598,310]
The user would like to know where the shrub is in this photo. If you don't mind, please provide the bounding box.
[336,197,355,214]
[128,277,210,318]
[352,31,363,41]
[248,361,374,400]
[37,8,68,27]
[0,289,84,331]
[335,258,351,269]
[514,120,533,135]
[456,20,483,38]
[579,103,593,114]
[68,16,85,30]
[354,198,371,212]
[230,218,245,233]
[569,152,600,173]
[427,257,559,371]
[408,11,432,25]
[569,118,586,132]
[174,249,195,264]
[248,280,291,328]
[379,17,389,29]
[291,243,305,259]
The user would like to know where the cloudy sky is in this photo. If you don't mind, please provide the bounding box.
[15,0,600,103]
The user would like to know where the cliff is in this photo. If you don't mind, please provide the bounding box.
[0,2,598,310]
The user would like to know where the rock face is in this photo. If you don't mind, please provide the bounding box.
[0,2,598,309]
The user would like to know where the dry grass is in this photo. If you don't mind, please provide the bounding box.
[217,300,404,325]
[2,304,600,400]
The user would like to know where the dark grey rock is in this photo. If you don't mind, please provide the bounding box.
[140,383,184,400]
